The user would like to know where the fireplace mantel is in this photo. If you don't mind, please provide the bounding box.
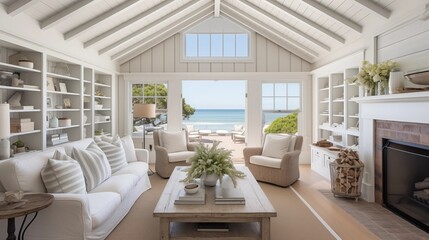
[353,91,429,202]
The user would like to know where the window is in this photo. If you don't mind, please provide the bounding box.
[185,33,249,58]
[131,83,168,134]
[262,83,301,129]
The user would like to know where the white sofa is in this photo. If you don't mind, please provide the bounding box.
[0,138,151,240]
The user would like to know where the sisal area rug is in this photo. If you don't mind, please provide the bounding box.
[106,174,335,240]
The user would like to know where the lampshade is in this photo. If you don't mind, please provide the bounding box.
[0,103,10,139]
[133,103,156,118]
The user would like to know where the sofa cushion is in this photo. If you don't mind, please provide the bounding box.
[41,158,86,194]
[250,155,282,169]
[87,192,121,229]
[113,161,148,179]
[160,130,187,153]
[0,148,64,192]
[262,134,291,159]
[63,138,93,156]
[90,174,138,200]
[72,142,111,191]
[95,135,128,173]
[121,135,137,163]
[168,151,194,163]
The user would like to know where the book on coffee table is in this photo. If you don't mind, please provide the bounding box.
[174,189,205,205]
[215,185,245,205]
[197,222,229,232]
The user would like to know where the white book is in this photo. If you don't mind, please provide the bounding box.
[177,189,205,201]
[215,186,245,200]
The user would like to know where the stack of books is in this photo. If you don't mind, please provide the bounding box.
[174,189,205,205]
[215,186,245,205]
[197,222,229,232]
[47,133,69,146]
[10,118,34,133]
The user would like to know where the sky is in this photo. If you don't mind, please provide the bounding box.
[182,80,245,109]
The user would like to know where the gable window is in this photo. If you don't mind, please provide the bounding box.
[185,33,249,58]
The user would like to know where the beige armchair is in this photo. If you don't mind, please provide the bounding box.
[243,134,303,187]
[153,130,196,178]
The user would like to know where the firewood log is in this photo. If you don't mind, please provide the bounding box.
[415,181,429,190]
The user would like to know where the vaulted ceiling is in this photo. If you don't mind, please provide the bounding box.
[0,0,424,64]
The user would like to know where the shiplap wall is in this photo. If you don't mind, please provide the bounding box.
[377,19,429,72]
[120,33,311,73]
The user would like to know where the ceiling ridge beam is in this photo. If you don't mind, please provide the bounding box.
[114,6,213,62]
[7,0,38,16]
[353,0,391,19]
[239,0,330,52]
[222,2,317,60]
[64,0,140,40]
[266,0,345,44]
[99,0,207,55]
[301,0,363,33]
[40,0,95,30]
[84,0,174,48]
[214,0,221,17]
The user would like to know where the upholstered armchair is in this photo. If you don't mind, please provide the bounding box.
[153,130,196,178]
[243,134,303,187]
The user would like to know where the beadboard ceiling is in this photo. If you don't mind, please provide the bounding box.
[0,0,426,64]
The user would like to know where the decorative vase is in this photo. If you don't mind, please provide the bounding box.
[364,87,375,96]
[389,71,404,94]
[49,115,58,128]
[377,82,386,95]
[203,173,219,187]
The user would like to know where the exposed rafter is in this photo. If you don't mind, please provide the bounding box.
[84,0,174,48]
[99,0,205,55]
[64,0,140,40]
[214,0,221,17]
[222,3,317,61]
[40,0,94,30]
[353,0,391,19]
[239,0,330,52]
[114,6,213,62]
[6,0,38,16]
[266,0,345,44]
[302,0,363,33]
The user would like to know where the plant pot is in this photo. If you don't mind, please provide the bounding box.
[203,173,219,187]
[16,147,25,153]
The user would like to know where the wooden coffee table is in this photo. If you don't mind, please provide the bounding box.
[153,166,277,240]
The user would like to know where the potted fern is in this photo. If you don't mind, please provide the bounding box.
[182,142,245,187]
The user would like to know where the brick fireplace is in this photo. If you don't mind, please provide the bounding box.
[374,120,429,203]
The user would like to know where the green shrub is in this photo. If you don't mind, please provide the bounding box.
[264,113,298,134]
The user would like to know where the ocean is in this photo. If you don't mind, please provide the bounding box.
[183,109,288,132]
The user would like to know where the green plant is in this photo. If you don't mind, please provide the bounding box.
[264,113,298,134]
[182,142,245,187]
[13,140,25,148]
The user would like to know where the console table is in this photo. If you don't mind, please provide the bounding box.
[0,193,54,240]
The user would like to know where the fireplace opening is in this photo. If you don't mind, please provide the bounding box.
[383,139,429,233]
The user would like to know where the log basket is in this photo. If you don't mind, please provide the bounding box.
[329,149,364,201]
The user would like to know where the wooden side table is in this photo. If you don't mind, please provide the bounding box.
[0,193,54,240]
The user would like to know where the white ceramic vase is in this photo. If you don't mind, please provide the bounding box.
[388,71,404,94]
[203,173,219,187]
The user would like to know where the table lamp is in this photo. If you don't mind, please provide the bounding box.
[133,103,156,175]
[0,103,10,160]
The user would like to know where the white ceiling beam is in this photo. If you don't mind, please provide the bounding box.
[114,6,213,62]
[214,0,221,17]
[239,0,330,52]
[353,0,391,19]
[40,0,95,30]
[99,0,206,55]
[7,0,38,16]
[301,0,363,33]
[84,0,174,48]
[266,0,345,44]
[221,3,316,61]
[64,0,140,40]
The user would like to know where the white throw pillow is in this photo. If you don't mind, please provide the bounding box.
[262,134,292,159]
[41,151,86,194]
[160,130,187,153]
[121,135,138,162]
[72,142,111,191]
[95,135,128,173]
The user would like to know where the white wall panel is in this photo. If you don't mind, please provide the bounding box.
[120,33,311,73]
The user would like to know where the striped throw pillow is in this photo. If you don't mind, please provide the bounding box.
[95,135,128,173]
[72,142,111,191]
[41,150,86,194]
